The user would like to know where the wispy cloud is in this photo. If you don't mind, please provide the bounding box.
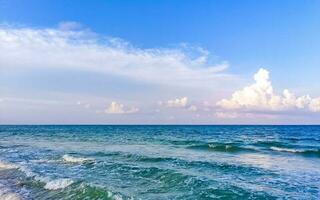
[0,23,231,88]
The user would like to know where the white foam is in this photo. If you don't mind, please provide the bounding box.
[18,165,36,178]
[62,154,93,164]
[13,164,73,191]
[44,178,74,190]
[0,191,21,200]
[0,161,18,170]
[270,147,302,153]
[107,190,123,200]
[0,185,22,200]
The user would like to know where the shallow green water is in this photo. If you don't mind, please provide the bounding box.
[0,125,319,199]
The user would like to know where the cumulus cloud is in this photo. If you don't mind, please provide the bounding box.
[0,24,231,88]
[105,101,138,114]
[158,97,198,112]
[216,68,320,112]
[166,97,188,108]
[309,98,320,112]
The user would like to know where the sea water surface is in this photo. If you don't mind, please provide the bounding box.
[0,125,319,199]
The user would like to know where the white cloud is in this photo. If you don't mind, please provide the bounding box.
[188,105,198,112]
[167,97,188,108]
[159,97,188,108]
[76,101,91,109]
[0,24,231,88]
[105,101,138,114]
[215,112,238,119]
[159,97,199,112]
[309,98,320,112]
[216,68,320,112]
[58,21,84,31]
[214,111,277,120]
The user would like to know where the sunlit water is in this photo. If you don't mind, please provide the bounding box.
[0,125,319,199]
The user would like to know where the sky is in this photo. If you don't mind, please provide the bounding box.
[0,0,320,124]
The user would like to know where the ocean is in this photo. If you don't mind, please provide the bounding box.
[0,125,319,199]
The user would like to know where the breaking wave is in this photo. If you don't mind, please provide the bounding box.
[0,161,74,191]
[62,154,94,164]
[270,147,320,157]
[43,178,74,190]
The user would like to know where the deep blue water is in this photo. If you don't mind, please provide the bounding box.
[0,125,319,199]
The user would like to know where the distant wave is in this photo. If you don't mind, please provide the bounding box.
[30,159,57,164]
[187,143,254,153]
[169,140,204,145]
[62,154,94,164]
[270,147,320,157]
[254,141,284,147]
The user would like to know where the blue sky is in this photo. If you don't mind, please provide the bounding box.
[0,0,320,124]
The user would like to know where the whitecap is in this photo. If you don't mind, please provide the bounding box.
[107,191,123,200]
[270,146,303,153]
[43,178,74,190]
[62,154,93,164]
[18,165,36,178]
[14,164,73,191]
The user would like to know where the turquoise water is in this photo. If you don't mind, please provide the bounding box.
[0,125,319,199]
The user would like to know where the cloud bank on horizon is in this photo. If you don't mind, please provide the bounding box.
[0,23,319,124]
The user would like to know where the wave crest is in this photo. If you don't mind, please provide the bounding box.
[44,178,74,190]
[270,146,320,157]
[270,146,302,153]
[62,155,93,164]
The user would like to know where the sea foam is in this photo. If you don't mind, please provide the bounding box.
[62,154,93,164]
[0,161,18,170]
[0,184,22,200]
[0,190,21,200]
